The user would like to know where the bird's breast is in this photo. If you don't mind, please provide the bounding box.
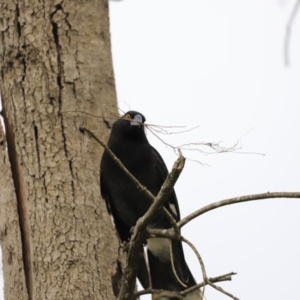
[102,143,160,227]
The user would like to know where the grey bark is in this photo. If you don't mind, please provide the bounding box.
[0,0,121,299]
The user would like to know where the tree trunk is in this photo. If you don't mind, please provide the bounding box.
[0,1,121,299]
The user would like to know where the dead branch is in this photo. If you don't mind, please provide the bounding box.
[134,289,183,300]
[179,191,300,228]
[181,236,207,299]
[146,125,264,162]
[116,154,185,300]
[284,0,300,66]
[146,228,239,299]
[134,272,237,299]
[82,126,300,300]
[181,272,237,295]
[206,280,239,300]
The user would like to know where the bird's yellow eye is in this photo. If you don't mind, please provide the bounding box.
[125,114,131,119]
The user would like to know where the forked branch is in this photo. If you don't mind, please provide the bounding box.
[81,126,300,300]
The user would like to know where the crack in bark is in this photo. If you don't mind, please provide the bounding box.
[70,168,75,199]
[42,174,48,198]
[51,5,75,201]
[1,106,34,300]
[103,117,111,129]
[33,124,41,176]
[16,3,21,38]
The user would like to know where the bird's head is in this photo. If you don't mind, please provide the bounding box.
[110,111,147,141]
[122,111,146,127]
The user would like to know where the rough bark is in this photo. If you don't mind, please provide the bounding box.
[0,0,120,299]
[0,120,28,300]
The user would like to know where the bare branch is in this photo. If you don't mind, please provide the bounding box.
[134,272,237,299]
[179,192,300,228]
[163,208,181,237]
[177,236,240,300]
[147,124,240,155]
[140,155,185,228]
[284,0,300,66]
[82,127,300,300]
[134,289,183,300]
[207,280,239,300]
[117,155,185,300]
[146,125,264,164]
[180,236,207,299]
[169,242,188,288]
[181,272,237,295]
[208,272,237,283]
[147,228,239,299]
[148,124,200,135]
[181,236,207,281]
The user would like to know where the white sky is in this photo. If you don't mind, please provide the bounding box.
[109,1,300,300]
[1,0,300,299]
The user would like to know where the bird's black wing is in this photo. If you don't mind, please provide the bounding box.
[149,146,190,284]
[100,174,131,241]
[100,174,150,289]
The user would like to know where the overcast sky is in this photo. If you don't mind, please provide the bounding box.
[109,1,300,300]
[1,1,300,299]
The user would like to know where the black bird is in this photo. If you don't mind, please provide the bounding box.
[100,111,204,300]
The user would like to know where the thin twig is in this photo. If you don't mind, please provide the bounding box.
[207,280,239,300]
[181,236,206,299]
[180,272,237,295]
[284,0,300,66]
[161,208,180,237]
[134,272,237,299]
[181,236,207,280]
[169,242,187,288]
[183,236,239,300]
[209,272,237,283]
[134,289,183,300]
[147,125,263,159]
[148,124,200,135]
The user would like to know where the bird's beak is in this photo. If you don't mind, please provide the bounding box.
[130,114,143,126]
